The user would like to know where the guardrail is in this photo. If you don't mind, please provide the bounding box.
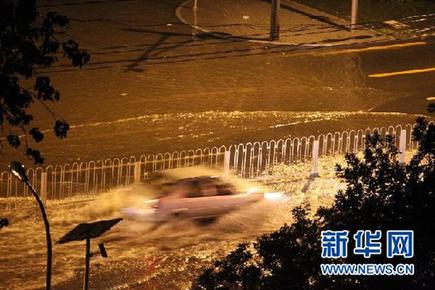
[0,123,416,209]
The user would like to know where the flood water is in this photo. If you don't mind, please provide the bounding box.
[1,1,434,288]
[0,159,344,289]
[0,186,292,289]
[2,15,435,168]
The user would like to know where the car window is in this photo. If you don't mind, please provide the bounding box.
[184,179,203,198]
[198,177,218,197]
[157,182,175,197]
[174,177,236,198]
[215,182,236,196]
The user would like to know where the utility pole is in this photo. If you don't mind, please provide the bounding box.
[270,0,280,40]
[351,0,358,31]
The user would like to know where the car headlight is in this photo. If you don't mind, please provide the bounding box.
[264,192,285,201]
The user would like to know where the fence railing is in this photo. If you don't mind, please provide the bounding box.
[0,123,417,210]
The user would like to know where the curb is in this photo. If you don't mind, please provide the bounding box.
[175,0,425,50]
[280,0,350,31]
[175,0,360,48]
[175,0,347,47]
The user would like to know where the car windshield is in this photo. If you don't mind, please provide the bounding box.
[215,182,236,196]
[184,179,202,198]
[176,176,236,198]
[146,174,238,198]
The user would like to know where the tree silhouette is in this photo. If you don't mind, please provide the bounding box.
[0,0,89,164]
[194,106,435,290]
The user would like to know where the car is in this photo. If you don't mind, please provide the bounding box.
[122,166,285,222]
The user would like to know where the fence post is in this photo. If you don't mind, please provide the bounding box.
[134,162,141,183]
[310,140,320,178]
[399,129,407,164]
[40,172,47,203]
[224,151,231,176]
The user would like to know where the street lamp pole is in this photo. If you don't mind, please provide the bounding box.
[9,161,52,290]
[28,182,52,290]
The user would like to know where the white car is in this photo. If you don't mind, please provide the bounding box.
[122,166,284,222]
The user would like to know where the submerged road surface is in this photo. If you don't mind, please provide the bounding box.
[1,0,434,168]
[1,1,434,288]
[0,159,345,289]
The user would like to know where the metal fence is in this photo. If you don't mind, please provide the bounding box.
[0,123,417,209]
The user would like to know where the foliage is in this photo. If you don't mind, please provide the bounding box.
[195,206,324,290]
[194,108,435,290]
[0,0,89,164]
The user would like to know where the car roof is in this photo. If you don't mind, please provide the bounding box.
[159,166,268,192]
[160,166,223,180]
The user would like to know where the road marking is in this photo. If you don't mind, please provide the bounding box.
[287,41,428,58]
[321,41,427,56]
[368,67,435,78]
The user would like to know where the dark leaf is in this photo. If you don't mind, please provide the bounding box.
[54,120,69,138]
[7,135,20,148]
[63,39,90,68]
[34,76,58,101]
[26,148,44,165]
[29,128,44,142]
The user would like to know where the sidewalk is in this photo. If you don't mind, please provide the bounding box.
[176,0,393,47]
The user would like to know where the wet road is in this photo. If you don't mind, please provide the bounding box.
[0,158,344,290]
[1,0,434,167]
[1,1,434,288]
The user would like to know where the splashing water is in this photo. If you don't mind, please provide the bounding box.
[1,156,348,289]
